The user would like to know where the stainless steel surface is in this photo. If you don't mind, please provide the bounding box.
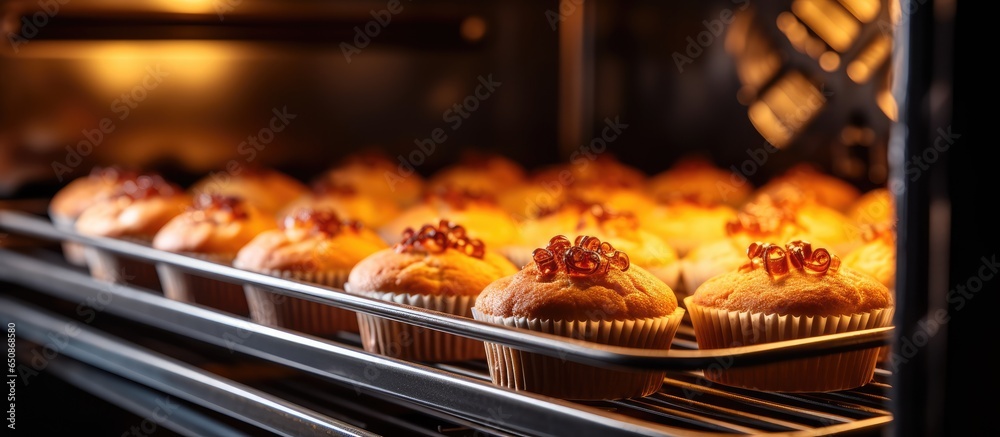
[0,251,894,436]
[45,358,251,437]
[0,209,893,372]
[1,298,378,437]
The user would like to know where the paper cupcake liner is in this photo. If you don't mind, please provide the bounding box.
[243,269,359,336]
[157,254,249,317]
[472,307,686,400]
[345,286,485,362]
[83,241,163,293]
[684,296,894,392]
[50,214,87,267]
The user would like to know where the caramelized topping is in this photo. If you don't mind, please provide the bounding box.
[281,208,362,237]
[191,194,249,220]
[532,235,630,278]
[114,174,179,200]
[577,204,639,231]
[725,197,800,236]
[425,185,498,209]
[394,219,485,259]
[741,240,841,280]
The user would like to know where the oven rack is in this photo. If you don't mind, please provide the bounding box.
[0,210,896,435]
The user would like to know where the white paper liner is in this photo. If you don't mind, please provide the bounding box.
[51,214,87,266]
[472,307,686,400]
[243,269,358,336]
[82,236,162,293]
[684,296,894,392]
[157,254,249,316]
[345,286,484,362]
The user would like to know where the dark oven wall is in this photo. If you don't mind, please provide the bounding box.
[0,0,891,199]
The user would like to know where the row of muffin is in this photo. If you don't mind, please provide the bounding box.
[49,150,897,298]
[45,154,895,399]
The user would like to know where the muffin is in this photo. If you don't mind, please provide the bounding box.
[345,220,518,361]
[843,224,896,290]
[280,180,401,229]
[685,240,894,392]
[380,187,520,250]
[765,189,858,254]
[152,194,277,316]
[647,155,752,207]
[428,151,527,198]
[49,166,139,266]
[754,163,860,212]
[679,198,811,297]
[233,208,388,336]
[509,203,681,290]
[473,235,685,400]
[189,167,308,218]
[638,197,739,257]
[75,174,191,292]
[317,150,425,208]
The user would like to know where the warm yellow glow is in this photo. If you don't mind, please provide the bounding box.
[460,16,487,42]
[805,36,827,58]
[889,0,902,25]
[148,0,218,15]
[878,89,898,121]
[776,12,798,31]
[838,0,881,22]
[847,35,892,83]
[819,51,841,71]
[748,71,826,148]
[729,11,781,95]
[79,41,236,93]
[792,0,861,52]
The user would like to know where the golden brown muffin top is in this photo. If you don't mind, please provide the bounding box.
[348,220,518,296]
[849,188,895,227]
[690,240,891,316]
[647,155,753,206]
[318,150,425,207]
[379,192,520,248]
[189,168,308,217]
[754,164,860,212]
[280,181,402,228]
[49,167,141,218]
[428,151,527,196]
[152,194,277,256]
[75,175,190,239]
[475,235,678,320]
[843,224,896,289]
[233,208,387,272]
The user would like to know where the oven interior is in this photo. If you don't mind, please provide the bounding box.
[0,0,989,435]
